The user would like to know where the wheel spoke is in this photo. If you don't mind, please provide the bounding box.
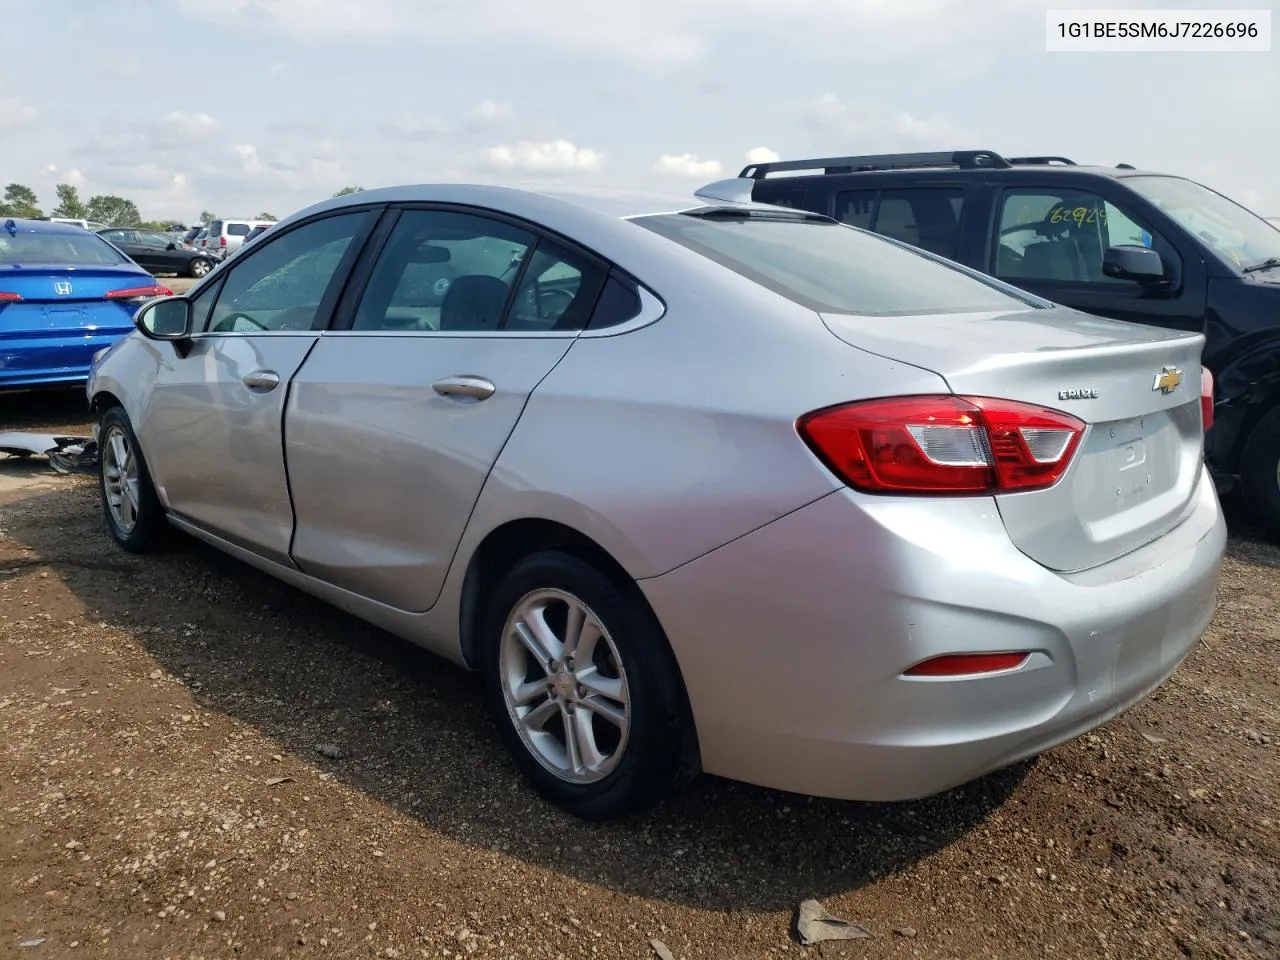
[513,615,557,668]
[109,433,129,473]
[520,697,559,733]
[572,707,607,769]
[577,664,622,699]
[580,693,626,729]
[561,603,586,660]
[562,705,584,774]
[512,677,550,706]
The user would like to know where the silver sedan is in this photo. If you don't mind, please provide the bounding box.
[87,183,1227,820]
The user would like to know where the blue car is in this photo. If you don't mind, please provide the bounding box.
[0,218,171,390]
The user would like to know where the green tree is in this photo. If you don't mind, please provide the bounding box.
[332,185,365,197]
[51,183,89,220]
[86,194,142,227]
[0,183,42,219]
[199,209,218,225]
[256,212,277,221]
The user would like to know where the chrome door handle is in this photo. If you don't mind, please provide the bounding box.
[242,370,280,391]
[432,375,495,401]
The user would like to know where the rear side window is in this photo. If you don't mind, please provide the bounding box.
[587,272,643,330]
[633,211,1043,317]
[228,223,251,236]
[835,187,967,259]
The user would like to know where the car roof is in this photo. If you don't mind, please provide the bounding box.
[2,217,97,236]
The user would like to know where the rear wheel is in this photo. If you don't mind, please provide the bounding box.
[481,550,695,821]
[1239,404,1280,538]
[189,258,212,278]
[98,406,167,553]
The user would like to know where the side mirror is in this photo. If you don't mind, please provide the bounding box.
[136,296,194,341]
[167,241,176,250]
[1103,244,1166,284]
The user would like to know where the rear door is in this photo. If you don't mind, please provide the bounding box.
[986,182,1208,336]
[285,205,609,612]
[137,208,380,565]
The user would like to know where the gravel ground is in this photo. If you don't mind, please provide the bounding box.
[0,391,1276,960]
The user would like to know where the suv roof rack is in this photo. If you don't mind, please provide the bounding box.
[1006,156,1077,165]
[739,150,1013,179]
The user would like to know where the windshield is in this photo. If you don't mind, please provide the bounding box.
[632,211,1048,316]
[1123,175,1280,271]
[0,229,129,265]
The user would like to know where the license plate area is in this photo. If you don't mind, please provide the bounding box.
[1102,417,1157,503]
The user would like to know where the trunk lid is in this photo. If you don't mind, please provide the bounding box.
[0,266,156,334]
[821,304,1207,572]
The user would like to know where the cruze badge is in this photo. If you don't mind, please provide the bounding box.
[1057,387,1098,400]
[1152,366,1183,394]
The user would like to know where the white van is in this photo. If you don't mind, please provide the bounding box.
[206,219,274,259]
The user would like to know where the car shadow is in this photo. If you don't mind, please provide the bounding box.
[3,478,1033,913]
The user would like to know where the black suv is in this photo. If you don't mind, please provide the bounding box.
[701,150,1280,535]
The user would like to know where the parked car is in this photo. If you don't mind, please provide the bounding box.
[183,225,205,247]
[205,218,275,260]
[0,217,171,390]
[87,184,1225,820]
[97,227,216,278]
[700,150,1280,535]
[242,222,272,247]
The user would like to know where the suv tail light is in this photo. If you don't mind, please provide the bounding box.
[1200,366,1214,432]
[106,284,174,305]
[797,395,1085,495]
[220,235,227,247]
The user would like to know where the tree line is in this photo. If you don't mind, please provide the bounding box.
[0,181,370,232]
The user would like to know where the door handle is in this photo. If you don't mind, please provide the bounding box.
[242,370,280,391]
[432,375,495,401]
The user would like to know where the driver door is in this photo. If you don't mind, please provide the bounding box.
[137,208,379,565]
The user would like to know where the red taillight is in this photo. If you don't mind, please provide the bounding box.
[105,285,173,302]
[797,395,1085,495]
[904,652,1030,677]
[220,236,227,246]
[1200,366,1214,433]
[0,292,21,302]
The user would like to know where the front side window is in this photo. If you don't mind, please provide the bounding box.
[1123,175,1280,272]
[633,210,1044,316]
[994,188,1179,285]
[138,232,171,248]
[205,211,371,333]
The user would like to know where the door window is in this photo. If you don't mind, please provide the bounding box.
[204,211,372,333]
[994,188,1179,285]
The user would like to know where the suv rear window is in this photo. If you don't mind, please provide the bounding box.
[632,210,1044,316]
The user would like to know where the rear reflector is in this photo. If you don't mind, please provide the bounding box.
[105,285,173,302]
[797,395,1085,495]
[904,652,1030,677]
[1200,366,1214,432]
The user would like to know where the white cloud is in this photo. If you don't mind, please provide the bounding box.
[268,62,288,75]
[744,147,780,164]
[481,140,602,173]
[653,153,723,177]
[378,113,451,141]
[152,111,219,148]
[469,100,515,126]
[803,94,974,153]
[0,88,38,136]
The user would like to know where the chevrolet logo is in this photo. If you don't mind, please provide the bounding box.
[1152,366,1183,394]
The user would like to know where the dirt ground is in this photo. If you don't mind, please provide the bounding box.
[0,389,1276,960]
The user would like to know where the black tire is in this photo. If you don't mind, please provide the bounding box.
[189,258,212,278]
[98,405,167,553]
[481,550,696,821]
[1239,404,1280,539]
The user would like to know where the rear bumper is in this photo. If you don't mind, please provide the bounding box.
[640,467,1226,802]
[0,329,134,389]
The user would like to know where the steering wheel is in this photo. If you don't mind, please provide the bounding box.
[537,287,575,320]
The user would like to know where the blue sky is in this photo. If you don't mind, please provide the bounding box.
[0,0,1275,222]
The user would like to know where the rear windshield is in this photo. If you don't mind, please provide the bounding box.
[632,211,1046,316]
[0,229,128,266]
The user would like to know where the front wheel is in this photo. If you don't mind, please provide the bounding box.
[482,550,696,821]
[98,406,167,553]
[1239,404,1280,538]
[189,258,212,278]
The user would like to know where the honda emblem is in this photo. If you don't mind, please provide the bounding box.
[53,281,73,296]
